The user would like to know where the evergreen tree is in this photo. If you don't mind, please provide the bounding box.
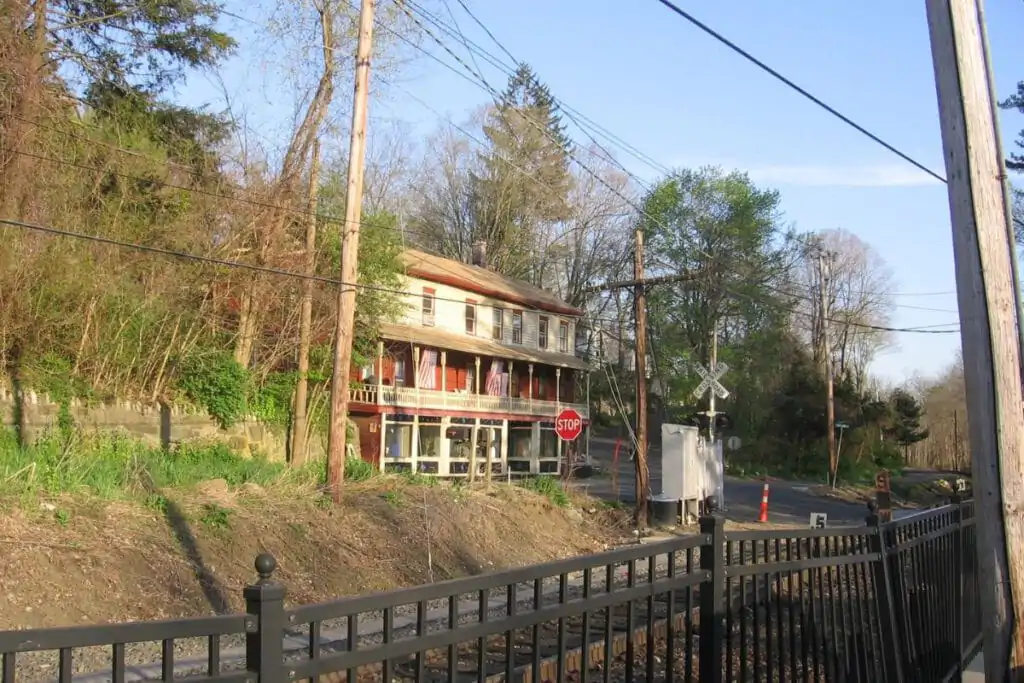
[470,64,574,279]
[887,388,930,452]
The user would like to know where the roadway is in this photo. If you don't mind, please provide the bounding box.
[577,436,873,526]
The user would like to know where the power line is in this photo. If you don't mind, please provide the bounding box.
[653,0,947,184]
[404,0,671,179]
[0,217,636,325]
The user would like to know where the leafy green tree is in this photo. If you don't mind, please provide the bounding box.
[640,167,800,435]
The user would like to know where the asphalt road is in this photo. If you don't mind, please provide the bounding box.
[577,436,871,525]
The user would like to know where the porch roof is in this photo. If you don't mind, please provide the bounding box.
[379,323,591,371]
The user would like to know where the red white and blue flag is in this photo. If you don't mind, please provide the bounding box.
[485,360,506,396]
[417,349,437,389]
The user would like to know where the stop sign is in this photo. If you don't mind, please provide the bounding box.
[554,408,584,441]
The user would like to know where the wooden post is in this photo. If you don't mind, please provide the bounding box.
[325,0,375,501]
[633,228,650,529]
[926,0,1024,677]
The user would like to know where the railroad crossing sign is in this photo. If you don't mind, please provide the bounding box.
[554,408,584,441]
[692,361,730,400]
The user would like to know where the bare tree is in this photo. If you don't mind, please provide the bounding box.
[796,228,895,391]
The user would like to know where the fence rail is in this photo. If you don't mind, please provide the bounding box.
[0,498,981,683]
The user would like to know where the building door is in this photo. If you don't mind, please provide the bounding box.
[354,416,381,467]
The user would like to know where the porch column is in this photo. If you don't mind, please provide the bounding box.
[508,361,514,396]
[440,351,447,393]
[500,418,509,477]
[411,414,420,472]
[474,356,481,406]
[413,346,421,400]
[376,341,384,403]
[469,418,479,483]
[438,417,450,476]
[528,364,534,405]
[379,413,387,473]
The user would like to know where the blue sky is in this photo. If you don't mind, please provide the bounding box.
[179,0,1024,384]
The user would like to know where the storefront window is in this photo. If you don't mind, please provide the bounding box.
[539,428,558,459]
[385,421,413,459]
[418,425,441,459]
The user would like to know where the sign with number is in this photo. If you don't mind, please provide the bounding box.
[554,408,583,441]
[810,512,828,529]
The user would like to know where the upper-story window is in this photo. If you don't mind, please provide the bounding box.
[512,310,523,344]
[465,300,477,335]
[421,287,435,326]
[492,307,504,340]
[558,320,570,353]
[394,357,407,386]
[538,316,549,349]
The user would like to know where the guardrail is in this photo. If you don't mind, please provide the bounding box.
[0,499,980,683]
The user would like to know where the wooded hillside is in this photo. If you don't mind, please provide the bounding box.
[0,0,972,479]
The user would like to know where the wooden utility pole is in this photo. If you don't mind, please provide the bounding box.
[326,0,375,502]
[818,248,837,486]
[926,0,1024,678]
[633,228,650,529]
[292,140,321,466]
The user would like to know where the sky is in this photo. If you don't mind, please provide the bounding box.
[177,0,1024,385]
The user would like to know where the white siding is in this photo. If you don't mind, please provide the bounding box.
[397,276,578,358]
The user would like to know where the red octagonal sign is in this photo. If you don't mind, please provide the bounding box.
[554,408,584,441]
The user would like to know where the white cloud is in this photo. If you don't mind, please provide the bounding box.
[742,163,941,188]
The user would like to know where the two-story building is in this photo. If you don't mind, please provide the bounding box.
[348,245,590,477]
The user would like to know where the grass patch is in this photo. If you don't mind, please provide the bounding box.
[519,476,571,507]
[0,428,329,501]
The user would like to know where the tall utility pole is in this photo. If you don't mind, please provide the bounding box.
[817,247,837,486]
[326,0,375,503]
[926,0,1024,678]
[633,228,650,529]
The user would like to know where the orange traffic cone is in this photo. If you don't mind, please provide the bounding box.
[757,482,770,522]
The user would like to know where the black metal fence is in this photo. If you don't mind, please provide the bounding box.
[0,499,980,683]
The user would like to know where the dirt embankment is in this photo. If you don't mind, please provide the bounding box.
[0,481,631,630]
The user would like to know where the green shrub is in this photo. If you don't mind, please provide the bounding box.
[520,476,570,507]
[177,351,250,429]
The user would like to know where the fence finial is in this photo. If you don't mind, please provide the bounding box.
[254,553,277,581]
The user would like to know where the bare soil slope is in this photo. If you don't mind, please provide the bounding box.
[0,481,629,630]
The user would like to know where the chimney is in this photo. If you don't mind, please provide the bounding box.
[471,240,487,268]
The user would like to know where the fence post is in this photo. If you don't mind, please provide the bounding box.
[951,492,964,679]
[245,553,286,683]
[698,508,725,683]
[865,503,905,683]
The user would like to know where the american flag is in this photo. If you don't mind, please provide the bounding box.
[485,360,505,396]
[417,349,437,389]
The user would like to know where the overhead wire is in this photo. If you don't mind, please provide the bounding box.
[0,217,636,327]
[653,0,947,184]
